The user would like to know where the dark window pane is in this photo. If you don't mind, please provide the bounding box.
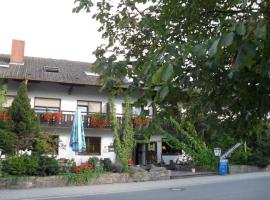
[162,141,182,155]
[79,137,101,155]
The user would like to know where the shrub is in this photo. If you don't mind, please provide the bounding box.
[37,156,59,176]
[111,161,123,173]
[32,132,58,155]
[88,157,99,168]
[0,160,2,177]
[8,83,40,151]
[230,146,253,165]
[65,171,95,185]
[101,158,113,172]
[88,157,103,173]
[252,130,270,167]
[0,122,17,155]
[4,155,39,176]
[58,158,76,173]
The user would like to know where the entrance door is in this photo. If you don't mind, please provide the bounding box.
[146,142,157,164]
[134,143,146,165]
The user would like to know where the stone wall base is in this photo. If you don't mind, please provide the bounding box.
[229,165,270,174]
[0,170,171,189]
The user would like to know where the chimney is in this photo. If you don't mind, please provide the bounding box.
[10,39,25,65]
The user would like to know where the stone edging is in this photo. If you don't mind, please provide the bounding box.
[0,170,171,189]
[229,165,270,174]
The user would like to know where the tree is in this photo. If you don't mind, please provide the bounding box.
[32,132,58,156]
[74,0,269,133]
[74,1,270,165]
[0,83,17,155]
[0,84,7,112]
[8,83,40,151]
[109,95,134,172]
[160,116,217,169]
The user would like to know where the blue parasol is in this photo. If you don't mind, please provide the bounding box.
[69,108,86,163]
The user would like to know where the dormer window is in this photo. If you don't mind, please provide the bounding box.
[84,71,99,76]
[44,66,59,73]
[0,64,9,68]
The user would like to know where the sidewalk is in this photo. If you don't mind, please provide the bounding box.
[170,170,218,179]
[0,172,269,200]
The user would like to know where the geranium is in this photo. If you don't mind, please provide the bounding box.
[0,111,8,121]
[91,113,109,128]
[133,117,151,126]
[43,112,53,122]
[71,163,93,174]
[53,112,62,122]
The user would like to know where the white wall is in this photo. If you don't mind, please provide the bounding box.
[3,80,156,163]
[5,80,150,114]
[150,135,163,163]
[51,129,116,163]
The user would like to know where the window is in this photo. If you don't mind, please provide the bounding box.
[44,66,59,73]
[77,101,102,113]
[84,71,99,76]
[162,141,182,155]
[34,97,61,113]
[79,137,101,155]
[3,96,15,108]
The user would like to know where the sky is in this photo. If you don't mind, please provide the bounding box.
[0,0,103,62]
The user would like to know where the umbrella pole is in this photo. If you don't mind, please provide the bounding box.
[75,152,78,165]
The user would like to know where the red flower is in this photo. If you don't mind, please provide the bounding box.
[133,117,151,126]
[0,111,8,121]
[53,112,62,122]
[71,163,93,174]
[91,114,109,128]
[43,112,53,122]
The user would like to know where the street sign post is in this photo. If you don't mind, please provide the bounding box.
[214,148,221,157]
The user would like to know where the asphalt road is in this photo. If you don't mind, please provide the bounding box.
[39,176,270,200]
[1,172,270,200]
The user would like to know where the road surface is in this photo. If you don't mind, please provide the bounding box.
[0,172,269,200]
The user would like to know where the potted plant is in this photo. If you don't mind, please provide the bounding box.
[0,110,8,121]
[43,112,53,122]
[53,112,62,123]
[133,116,151,126]
[91,113,109,128]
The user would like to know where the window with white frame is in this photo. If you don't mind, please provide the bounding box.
[34,97,61,113]
[3,95,15,108]
[77,100,102,114]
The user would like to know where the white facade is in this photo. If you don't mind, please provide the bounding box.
[4,80,164,164]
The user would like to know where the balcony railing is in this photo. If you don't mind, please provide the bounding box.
[37,111,111,129]
[37,111,152,130]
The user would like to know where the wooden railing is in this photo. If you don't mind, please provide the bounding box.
[37,111,151,130]
[37,112,111,129]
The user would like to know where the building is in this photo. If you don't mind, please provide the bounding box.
[0,39,185,165]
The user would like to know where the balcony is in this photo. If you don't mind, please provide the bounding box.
[37,111,111,129]
[37,111,152,130]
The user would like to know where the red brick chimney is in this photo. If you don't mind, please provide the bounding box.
[10,39,25,65]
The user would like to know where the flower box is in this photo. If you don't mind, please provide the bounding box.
[91,113,109,128]
[0,111,8,121]
[133,117,151,126]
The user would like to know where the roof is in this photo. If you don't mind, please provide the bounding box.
[0,54,100,86]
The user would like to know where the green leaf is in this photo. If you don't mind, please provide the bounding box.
[221,32,234,47]
[159,85,169,101]
[256,23,266,39]
[209,38,220,57]
[236,23,246,36]
[193,43,207,57]
[236,49,245,66]
[162,64,174,81]
[151,67,164,84]
[228,71,234,79]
